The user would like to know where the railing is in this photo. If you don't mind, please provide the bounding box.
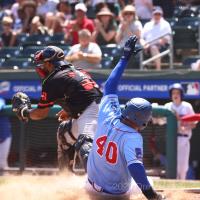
[139,33,174,70]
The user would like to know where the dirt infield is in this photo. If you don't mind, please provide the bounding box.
[0,172,200,200]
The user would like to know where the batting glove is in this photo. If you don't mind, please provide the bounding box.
[121,35,142,61]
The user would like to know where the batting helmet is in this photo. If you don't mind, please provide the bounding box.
[121,97,152,130]
[169,83,184,99]
[34,46,65,79]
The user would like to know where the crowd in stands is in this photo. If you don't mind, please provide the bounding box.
[0,0,200,70]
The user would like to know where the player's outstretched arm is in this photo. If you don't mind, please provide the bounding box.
[104,35,141,96]
[128,163,165,200]
[12,92,50,122]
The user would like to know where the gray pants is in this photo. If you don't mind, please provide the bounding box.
[57,102,99,171]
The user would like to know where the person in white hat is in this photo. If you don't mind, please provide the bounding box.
[64,2,95,45]
[141,6,172,70]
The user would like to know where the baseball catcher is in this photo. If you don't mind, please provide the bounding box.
[12,45,102,173]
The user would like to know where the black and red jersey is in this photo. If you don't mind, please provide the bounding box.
[38,64,102,118]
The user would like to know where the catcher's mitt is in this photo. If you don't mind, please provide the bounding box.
[12,92,32,122]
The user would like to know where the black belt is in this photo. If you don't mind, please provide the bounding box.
[88,178,126,195]
[177,133,189,137]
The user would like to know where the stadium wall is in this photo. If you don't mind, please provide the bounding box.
[1,69,200,179]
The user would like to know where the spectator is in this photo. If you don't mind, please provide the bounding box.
[65,29,102,69]
[0,98,12,174]
[45,0,72,34]
[191,59,200,71]
[92,7,117,45]
[105,0,121,17]
[142,6,172,70]
[10,0,25,21]
[36,0,58,16]
[0,16,17,47]
[153,0,176,18]
[90,0,106,14]
[91,0,122,17]
[115,5,143,47]
[30,15,49,35]
[19,0,37,33]
[11,0,25,31]
[64,3,95,45]
[134,0,153,21]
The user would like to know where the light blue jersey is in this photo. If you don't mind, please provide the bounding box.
[87,94,143,194]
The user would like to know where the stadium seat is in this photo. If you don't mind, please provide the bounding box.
[166,18,178,28]
[101,56,114,69]
[183,56,200,68]
[173,26,198,50]
[17,34,50,47]
[46,33,65,46]
[175,17,200,27]
[173,6,198,18]
[19,46,46,58]
[0,58,34,69]
[16,33,29,45]
[0,47,21,59]
[100,44,122,58]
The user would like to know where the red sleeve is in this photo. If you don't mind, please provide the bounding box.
[37,91,54,108]
[85,19,95,33]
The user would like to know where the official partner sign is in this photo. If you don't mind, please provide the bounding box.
[0,80,199,99]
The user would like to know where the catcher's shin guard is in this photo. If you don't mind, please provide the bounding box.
[57,120,76,171]
[73,134,93,173]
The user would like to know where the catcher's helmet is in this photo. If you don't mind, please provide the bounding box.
[34,46,65,79]
[121,97,152,130]
[34,46,65,64]
[169,83,184,99]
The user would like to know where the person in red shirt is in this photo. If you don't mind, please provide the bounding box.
[64,3,95,45]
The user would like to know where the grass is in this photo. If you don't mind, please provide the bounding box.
[154,179,200,189]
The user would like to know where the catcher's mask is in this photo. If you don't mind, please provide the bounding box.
[34,46,65,79]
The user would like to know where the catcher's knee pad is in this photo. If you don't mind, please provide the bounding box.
[74,134,93,171]
[57,120,76,150]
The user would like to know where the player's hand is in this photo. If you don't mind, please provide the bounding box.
[56,109,70,122]
[122,35,142,61]
[12,92,31,122]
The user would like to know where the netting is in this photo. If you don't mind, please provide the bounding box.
[9,117,59,168]
[8,116,166,171]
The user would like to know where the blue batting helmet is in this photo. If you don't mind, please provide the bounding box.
[169,83,184,99]
[121,97,152,130]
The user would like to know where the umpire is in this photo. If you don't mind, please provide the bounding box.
[12,46,102,172]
